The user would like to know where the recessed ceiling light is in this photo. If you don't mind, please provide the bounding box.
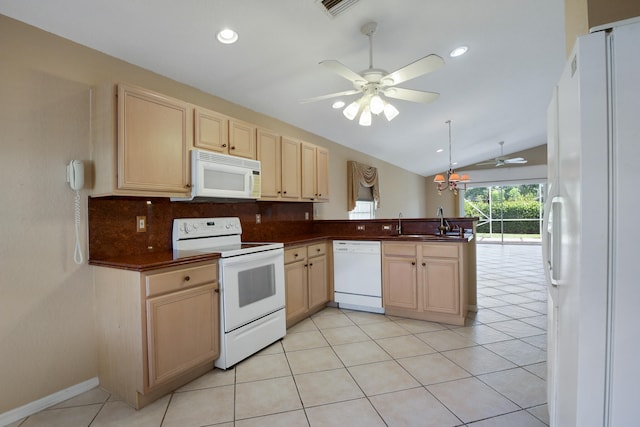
[332,100,345,109]
[449,46,468,57]
[217,28,238,44]
[436,148,444,153]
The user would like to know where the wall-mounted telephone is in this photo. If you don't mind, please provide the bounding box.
[67,160,84,190]
[67,160,84,264]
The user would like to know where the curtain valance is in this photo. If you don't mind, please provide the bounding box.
[347,161,380,211]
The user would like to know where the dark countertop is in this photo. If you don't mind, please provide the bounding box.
[89,233,474,271]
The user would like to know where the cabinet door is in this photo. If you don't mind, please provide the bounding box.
[146,283,219,388]
[308,254,328,311]
[257,128,281,199]
[117,84,191,195]
[194,107,229,152]
[315,146,329,201]
[383,256,419,310]
[301,142,317,200]
[422,258,460,315]
[281,136,301,199]
[285,260,308,326]
[229,119,256,159]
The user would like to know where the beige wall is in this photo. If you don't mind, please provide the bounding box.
[0,15,434,413]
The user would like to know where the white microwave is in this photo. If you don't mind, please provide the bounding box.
[173,150,261,201]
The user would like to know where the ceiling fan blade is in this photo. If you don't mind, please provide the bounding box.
[381,54,445,86]
[476,161,497,166]
[319,60,367,84]
[300,89,362,104]
[383,87,439,104]
[504,158,528,164]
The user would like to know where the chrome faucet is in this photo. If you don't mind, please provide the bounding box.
[436,206,450,235]
[397,212,403,235]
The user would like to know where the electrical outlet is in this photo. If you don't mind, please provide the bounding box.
[357,225,365,231]
[305,212,310,220]
[256,214,261,224]
[382,225,391,231]
[136,216,146,232]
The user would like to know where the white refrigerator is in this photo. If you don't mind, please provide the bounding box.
[544,19,640,426]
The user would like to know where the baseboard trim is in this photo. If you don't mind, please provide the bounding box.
[0,377,99,427]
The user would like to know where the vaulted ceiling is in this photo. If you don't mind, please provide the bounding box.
[0,0,565,176]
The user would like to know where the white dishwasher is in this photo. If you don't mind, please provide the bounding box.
[333,240,383,314]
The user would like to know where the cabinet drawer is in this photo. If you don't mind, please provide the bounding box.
[307,242,326,258]
[285,246,306,264]
[145,264,217,297]
[421,244,459,258]
[383,243,417,257]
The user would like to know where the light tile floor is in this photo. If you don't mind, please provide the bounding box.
[9,244,548,427]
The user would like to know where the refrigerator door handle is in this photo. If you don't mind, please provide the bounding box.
[542,188,561,288]
[548,197,562,286]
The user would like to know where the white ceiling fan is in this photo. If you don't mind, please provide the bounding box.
[301,21,444,125]
[477,141,528,167]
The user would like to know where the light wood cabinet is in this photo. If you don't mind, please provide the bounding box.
[280,136,302,200]
[257,128,282,199]
[92,82,192,197]
[382,242,468,325]
[94,261,219,409]
[301,141,330,202]
[284,242,329,327]
[194,107,229,153]
[228,118,256,159]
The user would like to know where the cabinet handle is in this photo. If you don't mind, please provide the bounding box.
[422,262,426,266]
[277,191,281,194]
[185,183,191,188]
[184,276,191,282]
[283,191,287,194]
[294,253,299,258]
[316,248,321,252]
[222,144,227,147]
[309,262,313,267]
[214,288,219,293]
[304,263,308,267]
[411,262,416,266]
[231,146,236,150]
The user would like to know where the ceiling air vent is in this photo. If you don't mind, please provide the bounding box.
[317,0,361,17]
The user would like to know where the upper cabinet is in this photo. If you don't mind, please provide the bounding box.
[194,108,255,159]
[301,142,330,202]
[256,128,282,199]
[259,134,329,203]
[92,83,192,197]
[228,119,256,159]
[194,107,229,153]
[92,82,327,201]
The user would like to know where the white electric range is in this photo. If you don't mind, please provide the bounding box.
[172,217,285,369]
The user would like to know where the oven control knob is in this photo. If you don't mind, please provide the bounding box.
[183,223,192,234]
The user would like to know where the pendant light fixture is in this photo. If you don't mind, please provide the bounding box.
[434,120,470,195]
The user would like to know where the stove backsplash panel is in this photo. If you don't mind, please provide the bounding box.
[88,197,314,259]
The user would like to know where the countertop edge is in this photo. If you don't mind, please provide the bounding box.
[90,234,474,271]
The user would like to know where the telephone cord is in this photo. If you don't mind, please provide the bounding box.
[74,189,84,265]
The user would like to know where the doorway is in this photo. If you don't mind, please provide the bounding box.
[464,183,545,244]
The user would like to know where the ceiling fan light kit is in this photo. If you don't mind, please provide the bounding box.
[435,120,470,195]
[303,21,443,126]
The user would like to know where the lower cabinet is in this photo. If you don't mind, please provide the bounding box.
[382,242,468,326]
[94,260,219,409]
[284,242,329,328]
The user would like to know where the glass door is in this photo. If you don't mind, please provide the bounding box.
[464,183,545,243]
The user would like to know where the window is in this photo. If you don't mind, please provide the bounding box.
[349,200,376,220]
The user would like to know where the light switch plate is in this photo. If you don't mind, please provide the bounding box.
[136,216,146,232]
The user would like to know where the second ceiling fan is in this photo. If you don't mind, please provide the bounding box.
[477,141,528,167]
[302,21,444,125]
